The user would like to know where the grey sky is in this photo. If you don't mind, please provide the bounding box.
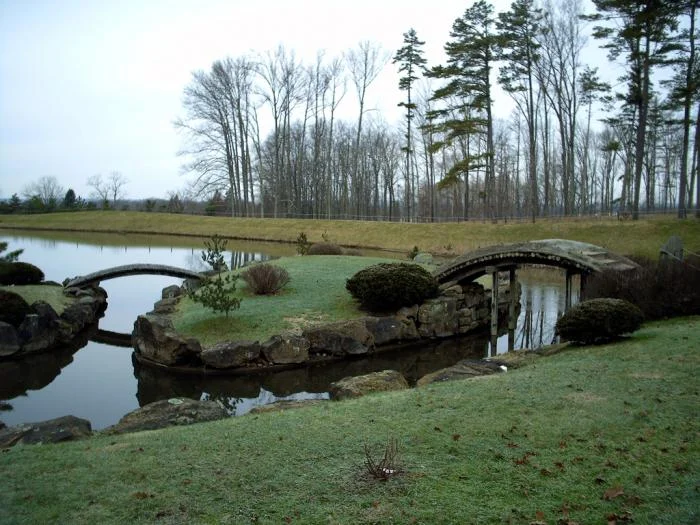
[1,0,608,201]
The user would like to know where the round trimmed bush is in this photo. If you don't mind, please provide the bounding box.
[555,298,644,344]
[307,242,343,255]
[0,289,33,327]
[0,261,44,285]
[346,263,438,312]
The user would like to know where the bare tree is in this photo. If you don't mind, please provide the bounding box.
[22,176,64,208]
[87,172,127,206]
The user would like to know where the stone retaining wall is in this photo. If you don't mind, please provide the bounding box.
[132,280,520,373]
[0,285,107,359]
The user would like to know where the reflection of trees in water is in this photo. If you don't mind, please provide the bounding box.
[516,276,580,349]
[133,333,490,414]
[0,324,96,401]
[184,250,269,273]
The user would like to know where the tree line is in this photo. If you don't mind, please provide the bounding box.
[173,0,698,222]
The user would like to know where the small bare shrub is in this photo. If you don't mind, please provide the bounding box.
[363,437,402,481]
[241,263,290,295]
[584,255,700,320]
[307,242,343,255]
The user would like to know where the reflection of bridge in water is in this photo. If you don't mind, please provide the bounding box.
[90,329,133,348]
[64,264,204,288]
[435,239,639,353]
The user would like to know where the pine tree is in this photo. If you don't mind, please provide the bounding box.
[393,29,427,221]
[497,0,544,222]
[427,0,498,220]
[585,0,681,219]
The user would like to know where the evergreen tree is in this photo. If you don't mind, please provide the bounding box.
[427,0,498,219]
[497,0,544,221]
[393,28,427,221]
[585,0,681,219]
[63,188,77,209]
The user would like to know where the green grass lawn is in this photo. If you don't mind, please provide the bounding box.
[2,211,698,259]
[1,316,697,524]
[172,256,404,346]
[0,284,72,315]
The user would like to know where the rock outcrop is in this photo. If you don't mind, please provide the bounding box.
[0,415,92,447]
[416,359,504,386]
[0,285,106,359]
[329,370,409,400]
[132,314,202,366]
[200,340,261,368]
[104,398,228,434]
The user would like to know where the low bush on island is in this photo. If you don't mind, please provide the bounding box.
[346,262,438,313]
[555,298,644,344]
[241,263,290,295]
[0,261,44,285]
[0,289,33,327]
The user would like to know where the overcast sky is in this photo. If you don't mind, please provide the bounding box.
[1,0,608,201]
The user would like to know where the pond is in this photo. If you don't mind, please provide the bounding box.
[0,230,577,430]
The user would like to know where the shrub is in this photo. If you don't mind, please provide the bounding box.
[187,273,240,317]
[407,246,420,260]
[307,242,343,255]
[0,289,33,327]
[295,232,310,255]
[584,255,700,320]
[201,234,228,271]
[241,263,290,295]
[346,262,438,312]
[0,261,45,285]
[555,298,644,344]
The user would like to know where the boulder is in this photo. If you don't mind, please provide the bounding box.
[162,285,183,299]
[417,297,459,338]
[416,359,503,387]
[151,297,179,314]
[0,415,92,447]
[105,398,229,434]
[248,399,327,414]
[132,314,202,366]
[200,340,261,369]
[17,313,57,353]
[413,252,433,264]
[60,302,96,333]
[329,370,409,400]
[363,316,419,346]
[303,319,374,356]
[396,304,419,320]
[261,334,310,364]
[462,282,486,308]
[0,322,21,357]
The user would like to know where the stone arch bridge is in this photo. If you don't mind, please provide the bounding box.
[64,264,204,289]
[434,239,639,352]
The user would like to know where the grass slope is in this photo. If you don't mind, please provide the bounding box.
[1,317,698,524]
[2,211,699,259]
[172,256,399,345]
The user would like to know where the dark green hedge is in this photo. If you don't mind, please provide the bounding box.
[346,263,438,312]
[555,298,644,344]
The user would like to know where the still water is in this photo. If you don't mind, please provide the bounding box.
[0,231,575,430]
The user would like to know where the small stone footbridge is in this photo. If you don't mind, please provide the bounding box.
[435,239,639,352]
[434,239,638,286]
[64,264,204,289]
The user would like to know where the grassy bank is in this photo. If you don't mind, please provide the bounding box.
[0,285,72,315]
[2,211,699,259]
[173,256,398,346]
[1,317,698,524]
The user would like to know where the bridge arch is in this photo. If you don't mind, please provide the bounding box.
[434,239,638,286]
[65,264,204,289]
[434,240,638,354]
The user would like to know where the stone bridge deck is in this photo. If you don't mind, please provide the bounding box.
[65,264,204,288]
[435,239,638,286]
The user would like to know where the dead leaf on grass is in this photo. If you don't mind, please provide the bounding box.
[133,491,154,499]
[603,485,624,500]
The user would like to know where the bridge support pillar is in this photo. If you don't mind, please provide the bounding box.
[565,270,574,311]
[508,267,517,353]
[488,267,499,356]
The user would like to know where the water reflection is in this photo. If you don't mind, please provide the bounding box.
[133,334,489,416]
